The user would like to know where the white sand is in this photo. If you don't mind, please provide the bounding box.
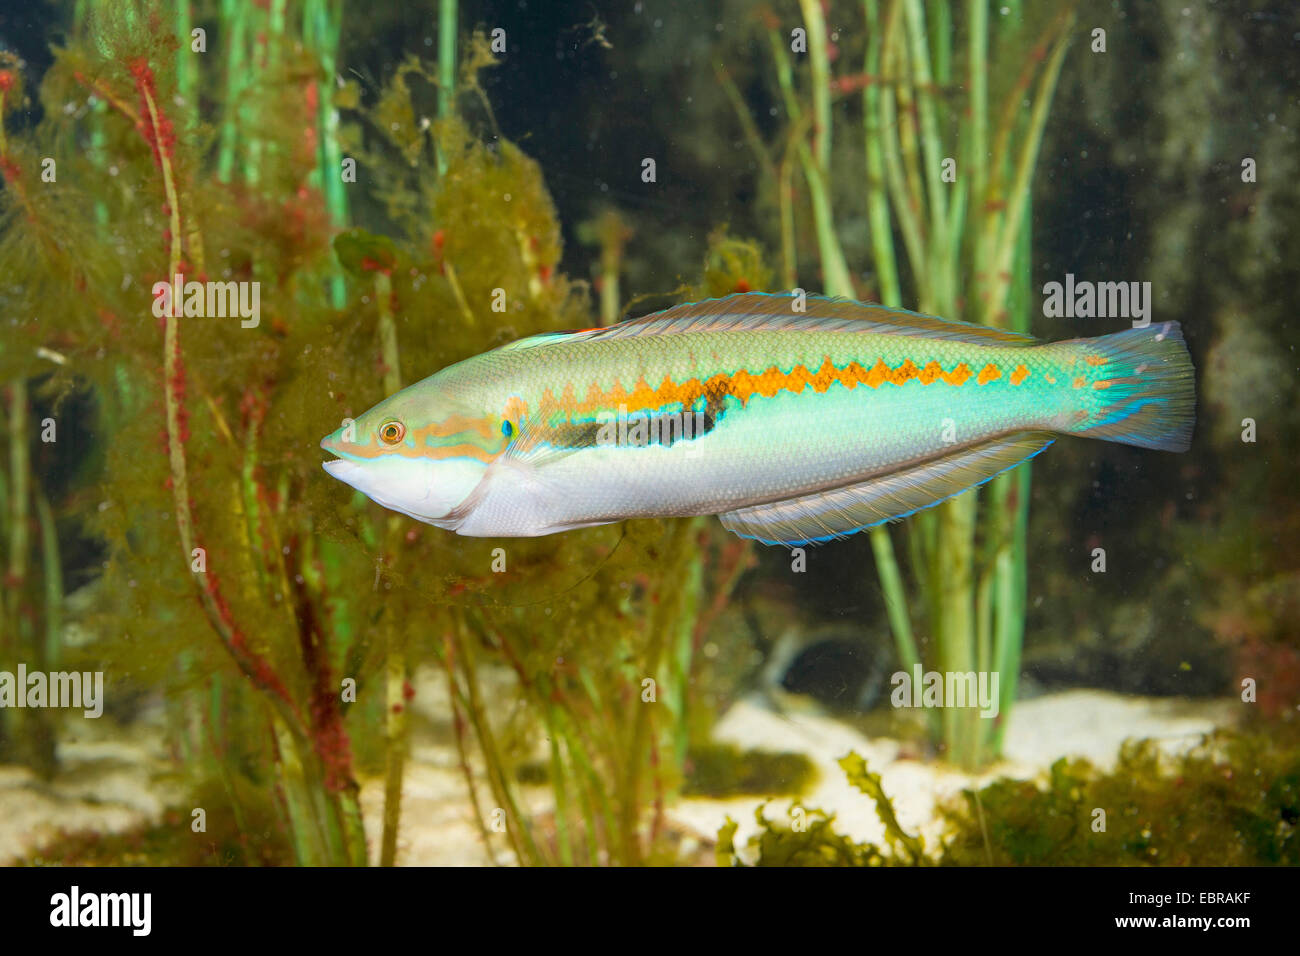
[0,686,1237,865]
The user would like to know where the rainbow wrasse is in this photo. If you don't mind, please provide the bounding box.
[321,293,1194,546]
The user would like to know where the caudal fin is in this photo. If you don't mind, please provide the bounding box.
[1071,321,1195,452]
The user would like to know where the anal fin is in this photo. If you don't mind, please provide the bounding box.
[719,431,1054,546]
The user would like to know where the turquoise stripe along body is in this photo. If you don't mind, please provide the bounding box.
[321,293,1196,546]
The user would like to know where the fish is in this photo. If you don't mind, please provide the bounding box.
[320,292,1195,547]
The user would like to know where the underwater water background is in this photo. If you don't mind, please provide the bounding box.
[0,0,1296,869]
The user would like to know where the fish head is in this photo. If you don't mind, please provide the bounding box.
[320,379,517,527]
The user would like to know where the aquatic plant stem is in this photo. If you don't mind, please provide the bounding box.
[853,1,1075,768]
[902,0,948,281]
[305,0,349,308]
[992,202,1034,750]
[440,631,501,864]
[766,26,853,297]
[544,706,575,865]
[175,1,195,109]
[436,0,457,175]
[4,381,27,637]
[135,64,366,853]
[271,714,328,865]
[216,0,251,184]
[966,0,989,307]
[34,490,61,671]
[374,270,411,867]
[987,17,1072,315]
[593,209,630,326]
[715,62,775,182]
[797,0,833,170]
[452,613,541,864]
[137,73,299,731]
[620,519,690,864]
[863,1,901,307]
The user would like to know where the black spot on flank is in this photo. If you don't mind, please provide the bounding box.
[545,403,722,451]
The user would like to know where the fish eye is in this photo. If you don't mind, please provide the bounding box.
[501,419,514,438]
[379,420,406,445]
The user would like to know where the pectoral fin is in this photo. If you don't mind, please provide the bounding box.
[719,431,1054,546]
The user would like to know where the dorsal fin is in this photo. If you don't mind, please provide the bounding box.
[500,292,1037,350]
[495,330,588,352]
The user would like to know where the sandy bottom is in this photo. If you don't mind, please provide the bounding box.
[672,690,1238,861]
[0,687,1237,865]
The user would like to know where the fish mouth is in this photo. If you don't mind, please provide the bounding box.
[320,435,360,479]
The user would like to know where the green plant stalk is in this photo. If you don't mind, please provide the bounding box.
[975,548,993,678]
[271,714,327,865]
[863,0,901,308]
[201,672,253,844]
[379,614,408,866]
[343,782,369,866]
[902,0,948,283]
[5,381,28,644]
[558,733,597,864]
[599,226,622,326]
[891,36,928,259]
[874,3,972,766]
[987,18,1071,314]
[928,0,951,82]
[308,0,349,309]
[799,132,854,297]
[243,3,265,186]
[966,0,990,318]
[552,702,619,863]
[307,756,349,865]
[34,490,61,670]
[874,3,927,286]
[175,1,195,108]
[621,629,662,864]
[374,270,411,867]
[937,495,978,767]
[439,633,501,863]
[766,27,854,296]
[577,662,619,765]
[544,704,575,865]
[137,63,346,861]
[797,0,834,169]
[715,62,775,184]
[436,0,457,174]
[452,614,541,864]
[992,198,1033,750]
[0,424,9,751]
[619,524,687,864]
[953,6,1068,766]
[667,518,705,774]
[777,153,798,290]
[217,0,248,183]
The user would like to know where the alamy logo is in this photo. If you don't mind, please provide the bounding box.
[0,665,103,718]
[1042,273,1152,328]
[50,886,151,936]
[594,404,709,454]
[151,271,260,328]
[890,665,1000,719]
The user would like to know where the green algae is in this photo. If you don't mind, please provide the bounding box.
[681,742,815,799]
[940,729,1300,866]
[719,726,1300,866]
[0,6,767,866]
